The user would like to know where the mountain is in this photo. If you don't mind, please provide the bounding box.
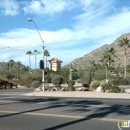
[71,33,130,68]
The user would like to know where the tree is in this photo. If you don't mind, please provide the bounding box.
[100,47,116,80]
[51,75,64,87]
[34,50,38,69]
[119,37,130,79]
[16,61,21,79]
[26,51,32,70]
[44,50,50,68]
[7,59,15,71]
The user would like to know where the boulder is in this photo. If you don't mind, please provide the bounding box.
[76,88,82,91]
[125,89,130,94]
[51,88,57,91]
[76,87,88,91]
[105,90,111,93]
[96,86,103,92]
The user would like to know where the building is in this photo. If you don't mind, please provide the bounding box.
[48,58,63,71]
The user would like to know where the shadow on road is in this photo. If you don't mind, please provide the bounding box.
[0,97,129,130]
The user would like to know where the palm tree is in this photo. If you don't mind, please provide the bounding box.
[100,47,116,80]
[34,50,38,69]
[44,50,50,68]
[119,37,130,79]
[26,51,32,69]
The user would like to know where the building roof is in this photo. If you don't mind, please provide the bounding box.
[48,58,63,63]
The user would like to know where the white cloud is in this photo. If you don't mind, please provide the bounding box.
[1,0,130,67]
[23,0,76,15]
[0,0,19,16]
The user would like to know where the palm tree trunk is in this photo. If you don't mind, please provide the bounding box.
[46,56,47,68]
[124,54,127,79]
[106,67,108,80]
[29,54,31,69]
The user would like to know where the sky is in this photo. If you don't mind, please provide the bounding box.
[0,0,130,68]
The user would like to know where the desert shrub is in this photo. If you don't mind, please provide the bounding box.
[32,69,42,81]
[120,79,129,85]
[111,86,120,93]
[100,80,106,86]
[67,80,75,91]
[102,83,112,91]
[30,81,40,88]
[15,79,32,87]
[111,79,120,85]
[90,80,100,90]
[51,75,64,87]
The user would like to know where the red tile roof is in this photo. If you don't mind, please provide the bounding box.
[48,58,63,63]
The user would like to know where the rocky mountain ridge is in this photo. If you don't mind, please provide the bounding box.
[71,33,130,68]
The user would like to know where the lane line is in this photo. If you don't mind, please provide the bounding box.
[0,110,125,122]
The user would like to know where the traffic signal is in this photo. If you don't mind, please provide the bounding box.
[39,60,44,69]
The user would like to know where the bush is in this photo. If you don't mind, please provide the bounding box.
[51,75,64,87]
[111,86,120,93]
[67,80,75,91]
[90,80,100,90]
[111,78,129,85]
[102,83,120,93]
[102,83,112,91]
[120,79,129,85]
[111,79,120,85]
[30,81,40,88]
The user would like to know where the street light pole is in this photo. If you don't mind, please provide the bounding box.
[27,18,45,92]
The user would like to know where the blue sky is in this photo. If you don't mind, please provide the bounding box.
[0,0,130,68]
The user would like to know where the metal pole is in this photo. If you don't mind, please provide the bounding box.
[69,63,72,80]
[28,19,45,92]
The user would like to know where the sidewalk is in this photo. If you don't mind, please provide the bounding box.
[23,91,130,99]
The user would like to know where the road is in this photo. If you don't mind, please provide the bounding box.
[0,89,129,130]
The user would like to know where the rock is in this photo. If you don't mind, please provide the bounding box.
[81,87,89,91]
[51,88,57,91]
[61,88,66,91]
[76,88,82,91]
[105,90,111,93]
[125,89,130,94]
[76,87,89,91]
[96,86,103,92]
[34,87,43,92]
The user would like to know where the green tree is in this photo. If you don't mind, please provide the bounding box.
[119,37,130,79]
[44,50,50,68]
[100,47,116,80]
[26,51,32,69]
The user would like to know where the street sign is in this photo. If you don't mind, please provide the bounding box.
[31,51,42,55]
